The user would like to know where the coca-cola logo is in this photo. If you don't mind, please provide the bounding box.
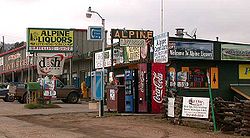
[153,72,163,103]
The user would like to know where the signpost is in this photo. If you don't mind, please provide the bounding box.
[87,26,103,41]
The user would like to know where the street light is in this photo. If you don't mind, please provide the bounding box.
[86,6,105,117]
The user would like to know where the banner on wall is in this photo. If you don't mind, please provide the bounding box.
[168,98,175,117]
[151,63,166,113]
[239,64,250,79]
[154,32,168,63]
[37,53,65,75]
[169,41,213,60]
[221,44,250,61]
[182,97,210,118]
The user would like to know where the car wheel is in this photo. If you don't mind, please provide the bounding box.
[4,95,15,102]
[61,99,68,103]
[67,93,79,104]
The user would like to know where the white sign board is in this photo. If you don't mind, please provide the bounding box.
[154,32,168,63]
[168,98,175,117]
[182,97,210,119]
[0,57,3,66]
[94,50,111,69]
[37,53,65,75]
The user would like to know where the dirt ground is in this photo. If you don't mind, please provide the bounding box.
[9,112,247,138]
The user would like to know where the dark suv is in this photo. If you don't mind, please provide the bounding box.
[0,83,15,102]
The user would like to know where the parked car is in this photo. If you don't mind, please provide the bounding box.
[0,83,15,102]
[9,80,82,104]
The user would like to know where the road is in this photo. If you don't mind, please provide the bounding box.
[0,100,246,138]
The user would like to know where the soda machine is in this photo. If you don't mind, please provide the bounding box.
[124,70,133,112]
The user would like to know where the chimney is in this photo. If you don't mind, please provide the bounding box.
[175,28,184,38]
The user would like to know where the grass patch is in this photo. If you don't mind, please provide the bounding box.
[24,103,61,109]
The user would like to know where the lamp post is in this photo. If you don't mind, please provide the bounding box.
[86,6,105,117]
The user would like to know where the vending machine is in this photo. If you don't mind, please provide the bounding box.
[124,70,134,112]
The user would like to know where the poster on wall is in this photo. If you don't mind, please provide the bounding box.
[210,67,219,89]
[94,50,111,69]
[151,63,166,113]
[169,67,176,87]
[177,71,189,88]
[168,98,175,117]
[138,64,147,112]
[169,41,213,60]
[239,64,250,79]
[113,47,124,65]
[154,32,168,63]
[182,97,210,119]
[221,44,250,61]
[37,53,65,75]
[123,47,140,62]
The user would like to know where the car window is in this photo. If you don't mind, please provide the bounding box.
[56,80,64,87]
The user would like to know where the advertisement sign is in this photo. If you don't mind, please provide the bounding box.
[113,47,124,65]
[169,41,213,60]
[221,44,250,61]
[43,76,56,98]
[154,32,168,63]
[0,57,3,66]
[27,28,74,52]
[37,53,65,75]
[182,97,210,118]
[210,67,219,88]
[168,98,175,117]
[138,64,147,112]
[8,53,21,60]
[177,71,189,88]
[124,47,140,62]
[111,29,153,39]
[151,63,166,113]
[169,67,176,87]
[120,39,146,47]
[94,50,111,69]
[87,26,103,41]
[239,64,250,79]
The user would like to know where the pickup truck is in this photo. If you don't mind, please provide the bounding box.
[9,80,82,104]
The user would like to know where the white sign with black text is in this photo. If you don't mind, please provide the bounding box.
[94,50,111,69]
[154,32,168,63]
[168,98,175,117]
[182,97,210,119]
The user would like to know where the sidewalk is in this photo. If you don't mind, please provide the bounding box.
[0,100,98,116]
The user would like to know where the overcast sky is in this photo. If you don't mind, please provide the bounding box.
[0,0,250,44]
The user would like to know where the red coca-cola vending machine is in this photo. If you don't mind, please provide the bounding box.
[151,63,166,113]
[138,64,148,112]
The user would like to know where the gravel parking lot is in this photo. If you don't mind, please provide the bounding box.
[0,100,247,138]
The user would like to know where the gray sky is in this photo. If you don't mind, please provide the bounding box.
[0,0,250,44]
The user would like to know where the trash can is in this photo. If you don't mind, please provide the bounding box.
[106,85,125,112]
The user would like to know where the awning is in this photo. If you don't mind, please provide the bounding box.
[230,84,250,100]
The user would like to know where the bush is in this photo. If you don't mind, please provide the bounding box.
[24,103,61,109]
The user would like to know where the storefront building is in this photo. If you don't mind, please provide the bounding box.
[0,29,102,91]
